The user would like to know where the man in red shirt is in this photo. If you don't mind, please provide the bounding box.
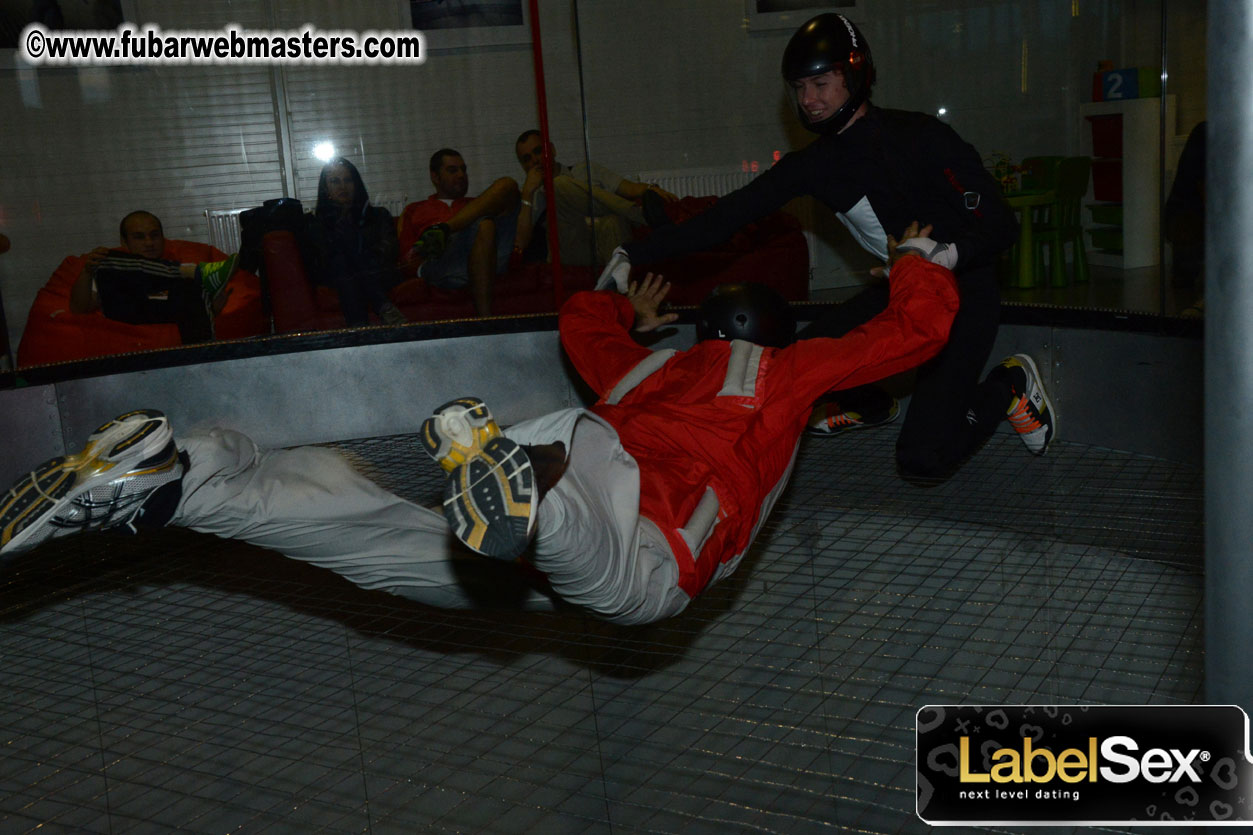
[398,149,520,316]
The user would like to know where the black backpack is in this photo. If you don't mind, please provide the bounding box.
[238,197,304,275]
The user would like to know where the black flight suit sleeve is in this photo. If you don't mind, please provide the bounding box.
[908,116,1018,273]
[622,150,812,264]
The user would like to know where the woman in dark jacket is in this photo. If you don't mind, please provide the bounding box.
[302,158,405,326]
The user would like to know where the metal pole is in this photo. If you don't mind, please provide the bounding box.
[527,0,564,307]
[1205,0,1253,712]
[571,0,599,270]
[1158,0,1169,317]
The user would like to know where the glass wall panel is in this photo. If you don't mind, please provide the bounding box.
[0,0,1209,379]
[570,0,1207,316]
[0,0,543,376]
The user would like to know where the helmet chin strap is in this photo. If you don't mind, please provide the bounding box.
[798,94,867,135]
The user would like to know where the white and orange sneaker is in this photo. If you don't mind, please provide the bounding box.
[805,383,900,437]
[1001,354,1056,455]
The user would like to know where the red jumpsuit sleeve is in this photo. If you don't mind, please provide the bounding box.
[777,255,962,403]
[558,290,655,400]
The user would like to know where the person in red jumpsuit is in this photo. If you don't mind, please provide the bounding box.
[426,228,965,621]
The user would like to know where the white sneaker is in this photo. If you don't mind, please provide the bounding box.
[595,246,632,292]
[1001,354,1056,455]
[805,394,900,436]
[1,410,183,555]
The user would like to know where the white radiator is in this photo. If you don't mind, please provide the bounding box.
[371,194,409,218]
[635,167,757,198]
[205,208,247,253]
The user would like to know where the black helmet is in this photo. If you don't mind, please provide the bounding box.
[781,13,875,135]
[696,283,796,349]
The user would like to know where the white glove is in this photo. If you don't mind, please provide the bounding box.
[595,246,632,292]
[895,237,958,270]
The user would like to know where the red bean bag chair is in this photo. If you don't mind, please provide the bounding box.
[17,239,267,367]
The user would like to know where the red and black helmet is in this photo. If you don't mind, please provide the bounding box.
[781,13,876,135]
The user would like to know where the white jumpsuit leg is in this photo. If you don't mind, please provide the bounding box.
[167,411,687,623]
[171,428,560,611]
[507,411,690,625]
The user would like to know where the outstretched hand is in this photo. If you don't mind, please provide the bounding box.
[888,221,934,266]
[627,272,679,332]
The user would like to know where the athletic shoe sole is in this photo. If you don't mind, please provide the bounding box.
[1007,353,1058,454]
[0,409,178,555]
[443,437,536,559]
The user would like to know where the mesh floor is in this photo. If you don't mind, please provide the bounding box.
[0,428,1203,834]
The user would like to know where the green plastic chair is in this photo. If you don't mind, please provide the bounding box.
[1004,157,1063,286]
[1019,155,1064,191]
[1034,156,1092,286]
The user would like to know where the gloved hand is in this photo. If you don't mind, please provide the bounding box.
[895,236,958,270]
[875,221,958,277]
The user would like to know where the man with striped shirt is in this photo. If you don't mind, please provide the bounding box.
[70,210,238,344]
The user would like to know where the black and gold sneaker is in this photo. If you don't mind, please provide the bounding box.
[441,436,536,560]
[421,398,536,559]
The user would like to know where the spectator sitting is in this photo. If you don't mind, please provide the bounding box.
[70,210,240,345]
[299,158,406,327]
[398,148,520,317]
[512,129,677,267]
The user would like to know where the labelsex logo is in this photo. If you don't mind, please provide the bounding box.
[960,736,1207,785]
